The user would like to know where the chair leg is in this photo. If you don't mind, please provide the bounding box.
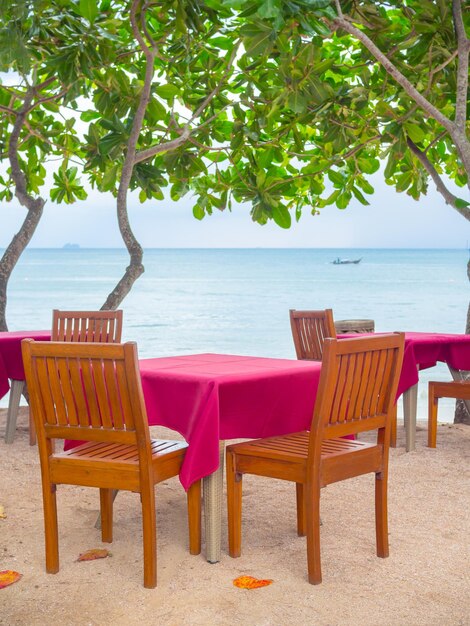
[42,480,59,574]
[305,480,322,584]
[187,480,201,555]
[140,486,157,589]
[296,483,306,537]
[99,488,114,543]
[226,449,242,558]
[428,383,438,448]
[390,403,397,448]
[375,471,389,558]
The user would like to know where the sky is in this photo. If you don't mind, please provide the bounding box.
[1,171,469,249]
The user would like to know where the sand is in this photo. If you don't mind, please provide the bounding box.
[1,407,469,626]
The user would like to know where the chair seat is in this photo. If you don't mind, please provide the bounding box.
[429,380,470,399]
[228,432,381,486]
[230,431,375,460]
[51,439,188,489]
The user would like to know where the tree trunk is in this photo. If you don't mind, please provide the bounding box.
[453,257,470,425]
[1,89,46,331]
[0,202,44,331]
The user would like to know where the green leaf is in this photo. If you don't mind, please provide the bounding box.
[352,186,370,206]
[272,203,291,228]
[327,170,344,186]
[155,84,180,100]
[396,171,413,192]
[193,204,205,220]
[287,91,308,114]
[404,123,425,144]
[257,0,281,19]
[336,190,352,209]
[357,157,380,175]
[79,0,98,23]
[455,198,470,209]
[101,165,118,191]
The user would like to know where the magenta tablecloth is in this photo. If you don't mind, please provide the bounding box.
[139,354,322,489]
[0,330,51,399]
[340,331,470,397]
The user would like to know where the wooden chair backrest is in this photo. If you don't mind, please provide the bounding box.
[289,309,337,361]
[21,340,150,453]
[310,334,404,444]
[51,310,123,343]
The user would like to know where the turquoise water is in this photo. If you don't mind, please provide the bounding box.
[3,248,469,420]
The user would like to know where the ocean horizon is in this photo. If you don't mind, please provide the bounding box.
[2,247,469,421]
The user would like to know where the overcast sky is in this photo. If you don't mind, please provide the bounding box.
[1,171,468,249]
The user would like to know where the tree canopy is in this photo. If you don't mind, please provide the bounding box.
[1,0,469,325]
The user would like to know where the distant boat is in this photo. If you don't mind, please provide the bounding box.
[331,257,362,265]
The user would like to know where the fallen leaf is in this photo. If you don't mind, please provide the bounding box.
[77,548,110,562]
[233,575,273,589]
[0,570,22,589]
[0,505,6,519]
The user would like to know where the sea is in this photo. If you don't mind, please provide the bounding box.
[2,247,469,421]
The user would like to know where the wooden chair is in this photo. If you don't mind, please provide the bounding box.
[289,309,399,448]
[226,333,404,584]
[289,309,336,361]
[21,339,201,588]
[52,309,123,343]
[428,380,470,448]
[5,310,124,446]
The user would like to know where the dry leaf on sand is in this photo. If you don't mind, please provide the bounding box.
[0,570,22,589]
[233,575,273,589]
[77,549,110,562]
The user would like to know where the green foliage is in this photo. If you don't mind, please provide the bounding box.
[0,0,119,204]
[1,0,468,232]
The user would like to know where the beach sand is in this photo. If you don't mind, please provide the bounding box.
[1,407,469,626]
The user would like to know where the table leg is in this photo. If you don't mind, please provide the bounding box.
[448,366,470,417]
[4,379,24,444]
[403,382,418,452]
[203,440,225,563]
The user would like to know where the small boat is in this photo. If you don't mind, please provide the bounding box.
[331,257,362,265]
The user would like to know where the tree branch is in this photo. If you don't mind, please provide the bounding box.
[452,0,470,132]
[407,138,469,220]
[134,44,239,164]
[331,14,456,137]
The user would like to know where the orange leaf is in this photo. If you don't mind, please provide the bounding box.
[233,575,273,589]
[0,505,6,519]
[0,570,22,589]
[77,548,110,562]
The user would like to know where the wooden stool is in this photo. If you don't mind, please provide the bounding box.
[428,381,470,447]
[334,319,375,334]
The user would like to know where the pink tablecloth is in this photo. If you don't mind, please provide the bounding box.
[0,330,51,399]
[340,331,470,397]
[139,354,322,489]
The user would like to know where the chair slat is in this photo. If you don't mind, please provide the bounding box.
[80,358,102,428]
[115,360,135,431]
[93,358,114,429]
[103,360,125,430]
[46,357,68,426]
[36,356,57,426]
[57,356,79,426]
